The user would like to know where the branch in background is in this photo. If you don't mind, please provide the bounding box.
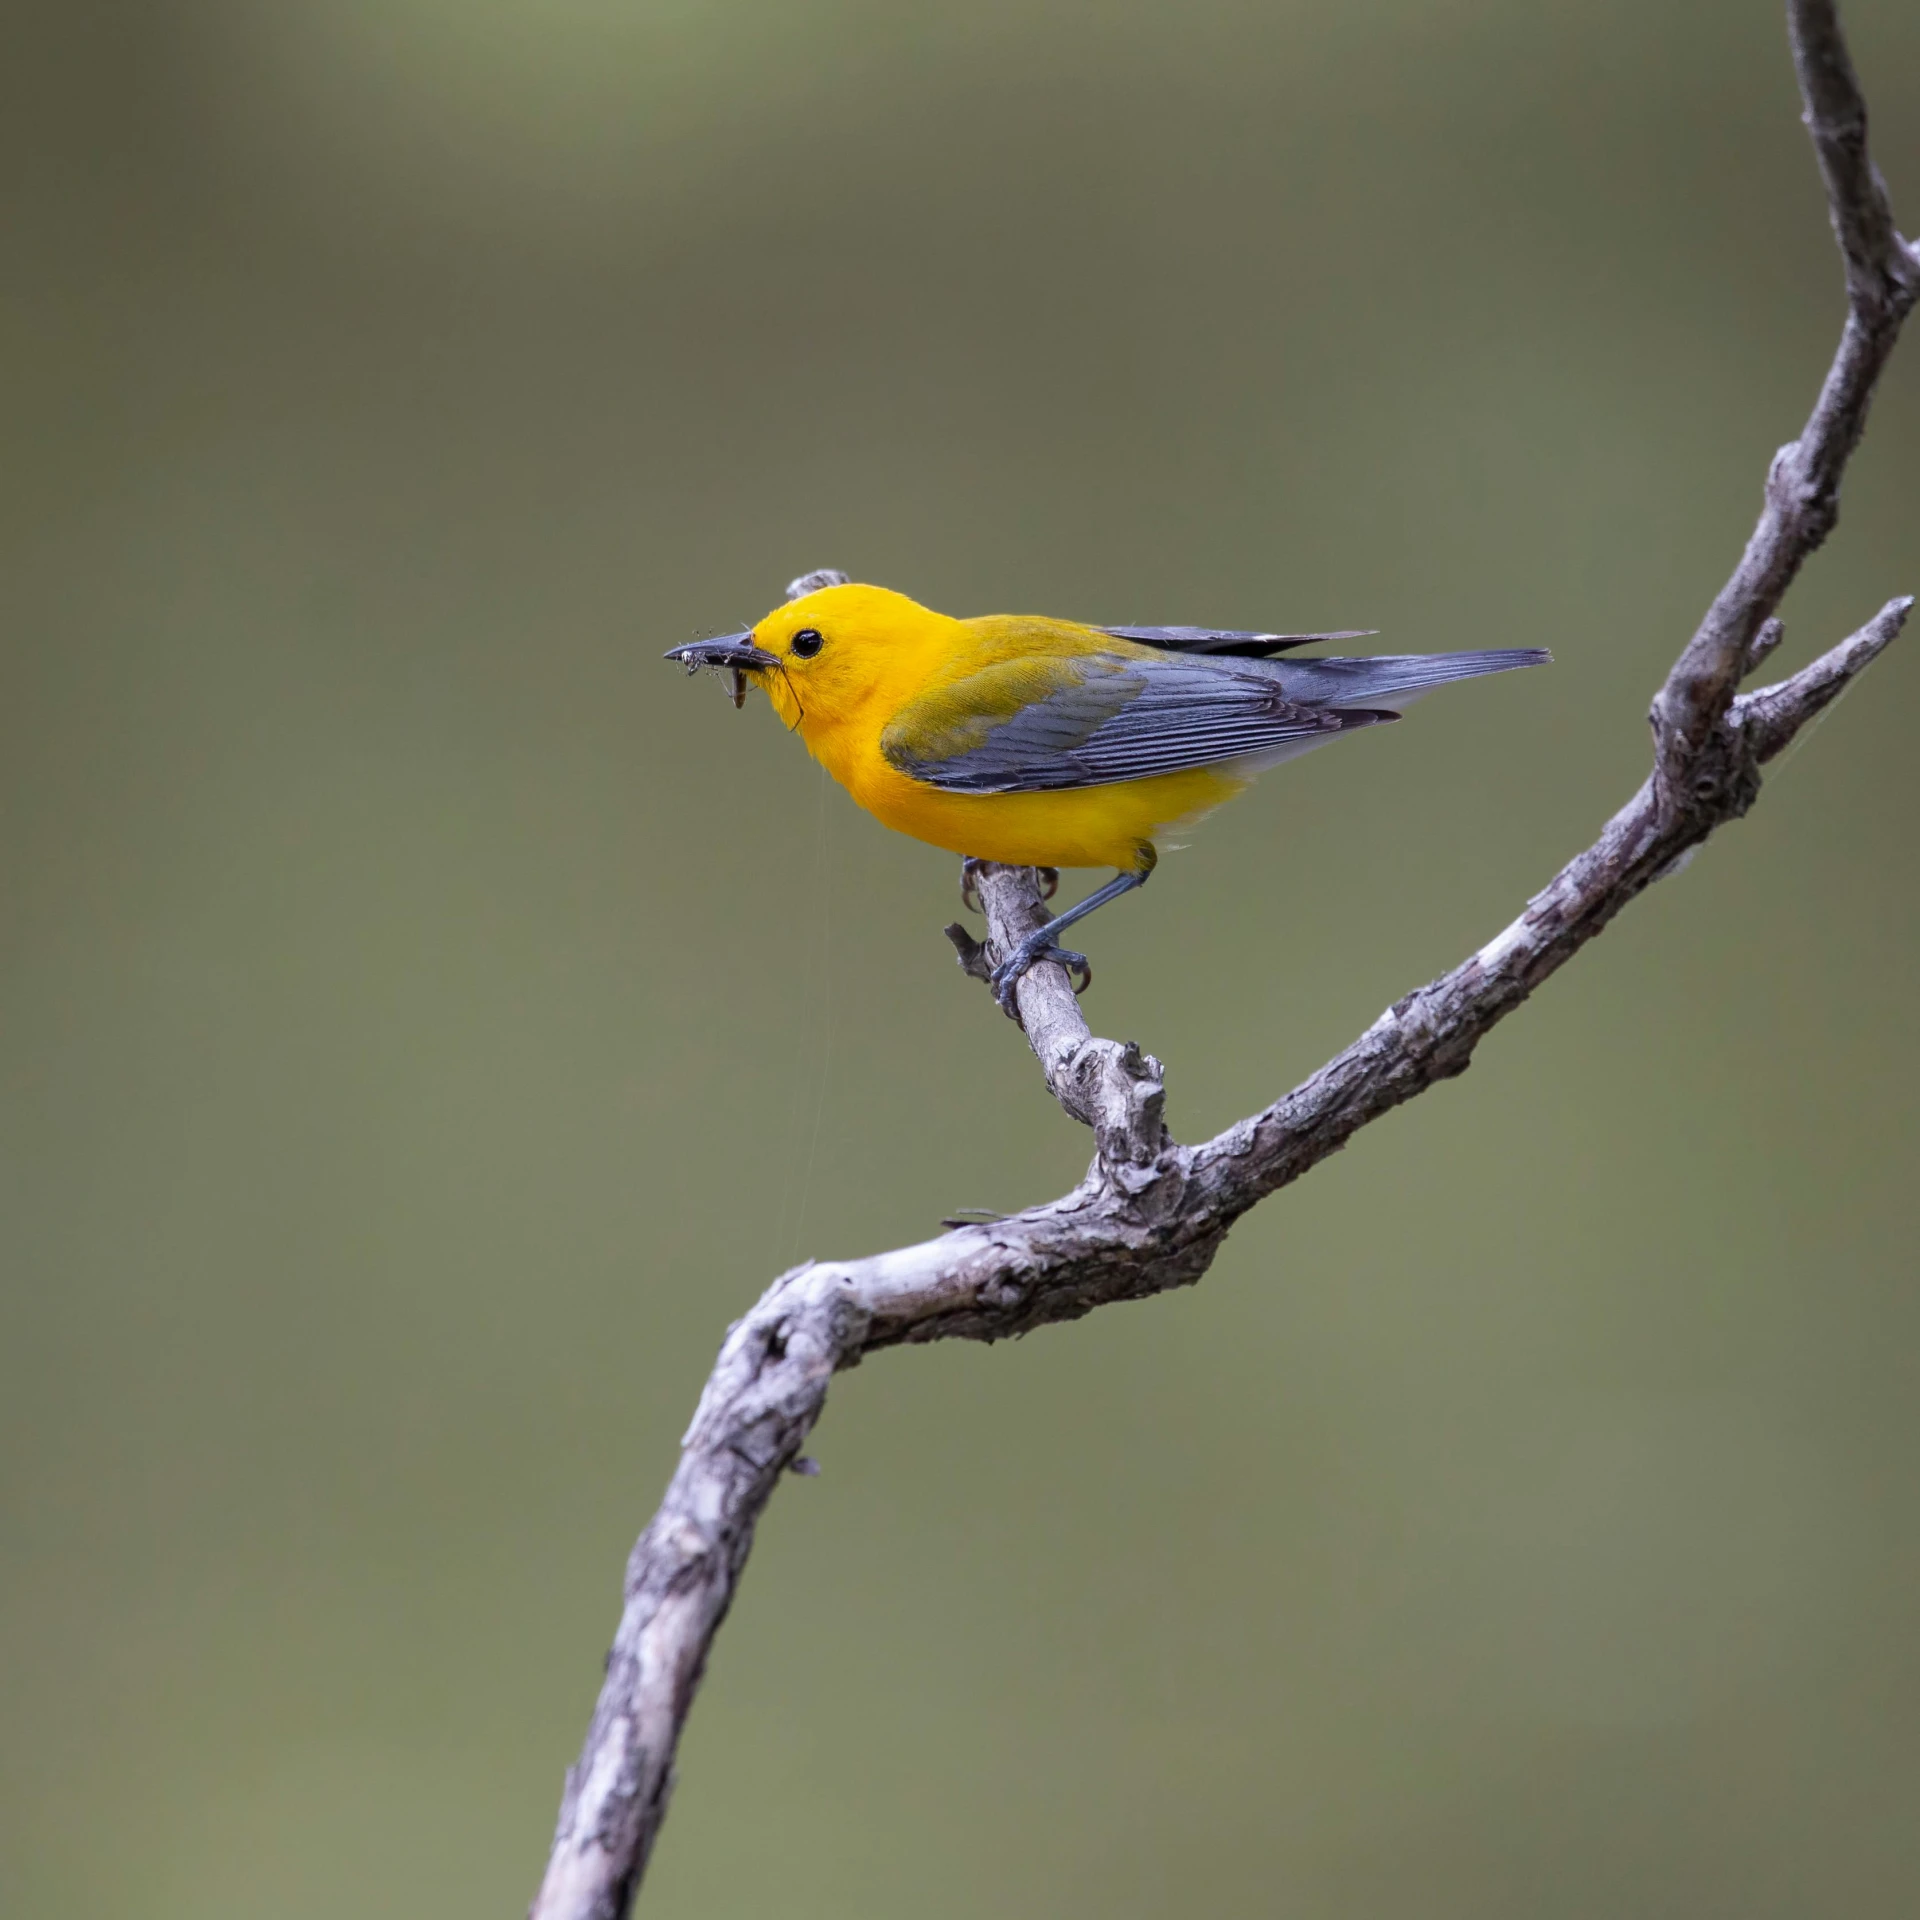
[530,6,1917,1914]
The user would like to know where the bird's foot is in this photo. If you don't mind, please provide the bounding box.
[990,934,1091,1014]
[959,859,1059,913]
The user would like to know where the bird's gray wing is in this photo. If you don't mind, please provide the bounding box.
[1098,625,1377,658]
[881,652,1392,795]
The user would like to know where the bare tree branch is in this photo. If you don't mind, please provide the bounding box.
[529,6,1917,1914]
[1649,4,1918,790]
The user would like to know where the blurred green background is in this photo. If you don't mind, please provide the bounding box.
[4,0,1918,1913]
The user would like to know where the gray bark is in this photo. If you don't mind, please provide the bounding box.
[530,5,1917,1913]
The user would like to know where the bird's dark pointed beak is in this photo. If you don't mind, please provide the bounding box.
[665,632,781,709]
[664,632,780,673]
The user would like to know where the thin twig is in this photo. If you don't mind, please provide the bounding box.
[529,6,1916,1913]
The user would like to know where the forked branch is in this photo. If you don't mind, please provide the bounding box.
[530,6,1916,1914]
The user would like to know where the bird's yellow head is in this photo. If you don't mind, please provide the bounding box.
[666,582,954,738]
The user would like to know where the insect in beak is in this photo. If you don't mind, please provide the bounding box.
[663,633,781,710]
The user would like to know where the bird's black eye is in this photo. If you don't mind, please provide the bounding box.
[789,628,825,659]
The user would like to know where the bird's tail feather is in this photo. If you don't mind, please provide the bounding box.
[1266,648,1551,710]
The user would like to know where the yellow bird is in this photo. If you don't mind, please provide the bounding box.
[667,571,1547,1007]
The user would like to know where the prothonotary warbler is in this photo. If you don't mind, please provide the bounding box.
[667,571,1548,1008]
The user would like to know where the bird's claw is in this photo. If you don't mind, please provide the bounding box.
[960,859,1059,913]
[990,942,1092,1013]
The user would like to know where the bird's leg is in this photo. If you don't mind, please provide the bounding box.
[989,863,1152,1014]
